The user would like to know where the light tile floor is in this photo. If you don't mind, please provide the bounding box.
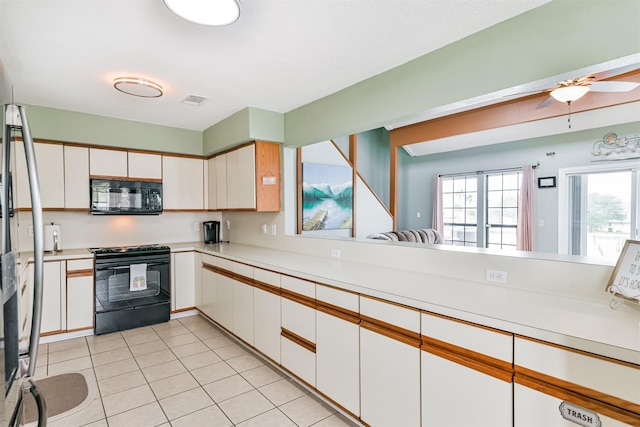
[35,315,359,427]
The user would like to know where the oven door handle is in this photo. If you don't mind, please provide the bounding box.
[98,262,167,270]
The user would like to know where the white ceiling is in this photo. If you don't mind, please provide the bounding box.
[0,0,551,132]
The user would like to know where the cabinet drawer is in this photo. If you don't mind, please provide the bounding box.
[232,262,253,279]
[316,284,357,312]
[360,295,419,334]
[254,268,280,288]
[281,298,315,342]
[67,258,93,272]
[515,336,640,412]
[281,275,315,298]
[422,312,512,363]
[281,335,315,387]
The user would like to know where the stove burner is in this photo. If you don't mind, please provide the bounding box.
[89,244,170,255]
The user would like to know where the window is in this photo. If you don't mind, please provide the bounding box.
[441,170,521,250]
[559,164,639,258]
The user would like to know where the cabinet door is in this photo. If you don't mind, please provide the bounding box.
[41,261,64,334]
[226,145,256,209]
[16,142,65,209]
[214,273,233,330]
[253,268,281,363]
[172,251,196,311]
[232,263,254,345]
[128,152,161,180]
[200,267,216,320]
[162,155,204,210]
[64,145,89,209]
[360,296,421,427]
[316,285,360,416]
[214,155,227,209]
[89,148,127,177]
[254,140,280,212]
[207,157,217,210]
[66,259,94,331]
[421,313,513,427]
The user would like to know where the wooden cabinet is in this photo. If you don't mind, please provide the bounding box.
[162,155,204,210]
[128,152,161,180]
[421,312,513,427]
[316,285,360,417]
[66,259,94,331]
[16,141,65,209]
[64,145,89,209]
[514,336,640,427]
[253,268,281,363]
[231,262,254,345]
[281,275,316,387]
[360,295,421,427]
[40,261,65,334]
[208,140,280,212]
[89,147,127,177]
[172,251,197,311]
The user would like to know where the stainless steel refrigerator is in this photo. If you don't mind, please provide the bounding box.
[0,59,46,426]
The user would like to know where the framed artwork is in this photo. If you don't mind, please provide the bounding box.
[537,176,556,188]
[606,239,640,304]
[301,163,352,231]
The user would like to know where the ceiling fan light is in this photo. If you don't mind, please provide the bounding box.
[550,85,590,103]
[114,77,163,98]
[163,0,240,26]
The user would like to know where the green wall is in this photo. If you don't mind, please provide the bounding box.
[284,0,640,147]
[26,105,202,155]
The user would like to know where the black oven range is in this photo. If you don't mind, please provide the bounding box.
[91,244,171,335]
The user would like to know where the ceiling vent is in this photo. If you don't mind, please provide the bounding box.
[181,95,208,106]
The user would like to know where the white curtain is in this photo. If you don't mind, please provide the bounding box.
[431,175,444,234]
[517,165,535,251]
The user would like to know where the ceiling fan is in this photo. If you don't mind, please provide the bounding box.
[537,75,640,109]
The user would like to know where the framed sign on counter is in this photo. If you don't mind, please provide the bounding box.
[606,240,640,304]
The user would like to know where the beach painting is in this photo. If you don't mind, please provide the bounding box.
[302,163,353,231]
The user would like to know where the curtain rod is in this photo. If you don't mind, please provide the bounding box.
[438,162,538,178]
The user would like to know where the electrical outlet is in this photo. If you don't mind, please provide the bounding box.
[486,269,507,284]
[331,249,341,258]
[271,224,277,235]
[416,212,421,218]
[28,225,34,237]
[226,220,231,230]
[262,224,268,234]
[193,222,200,232]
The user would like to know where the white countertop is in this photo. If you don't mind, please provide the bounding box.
[23,241,640,364]
[175,242,640,365]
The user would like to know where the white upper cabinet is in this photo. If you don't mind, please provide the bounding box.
[16,141,65,209]
[162,155,204,210]
[128,152,162,180]
[227,144,256,209]
[89,147,127,177]
[214,154,227,209]
[63,145,89,209]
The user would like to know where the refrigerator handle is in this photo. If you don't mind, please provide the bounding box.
[28,379,47,427]
[18,105,44,377]
[2,105,12,253]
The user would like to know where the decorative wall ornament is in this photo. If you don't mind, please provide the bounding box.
[301,163,353,231]
[591,132,640,161]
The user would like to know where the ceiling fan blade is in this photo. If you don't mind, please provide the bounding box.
[589,81,640,92]
[536,96,554,109]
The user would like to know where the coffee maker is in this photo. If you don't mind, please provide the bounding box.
[203,221,221,244]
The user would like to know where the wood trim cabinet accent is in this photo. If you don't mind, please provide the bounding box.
[360,314,421,348]
[281,327,316,354]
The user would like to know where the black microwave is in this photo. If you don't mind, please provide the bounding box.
[90,178,162,215]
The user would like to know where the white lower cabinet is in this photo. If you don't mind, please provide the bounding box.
[231,263,254,345]
[213,262,233,331]
[253,268,281,363]
[200,267,216,320]
[280,276,316,387]
[514,336,640,427]
[316,285,359,416]
[421,313,513,427]
[172,251,196,311]
[360,296,421,427]
[66,259,94,331]
[40,261,65,334]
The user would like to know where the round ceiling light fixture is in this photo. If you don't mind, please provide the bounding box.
[113,77,163,98]
[163,0,240,26]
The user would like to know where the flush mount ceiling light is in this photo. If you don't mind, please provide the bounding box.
[549,85,590,104]
[113,77,163,98]
[163,0,240,26]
